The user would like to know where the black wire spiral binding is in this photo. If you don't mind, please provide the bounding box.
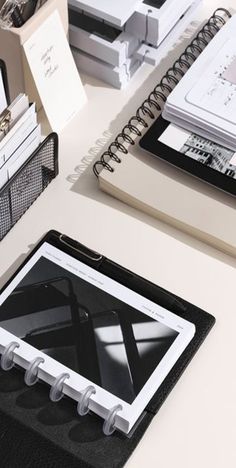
[93,8,232,177]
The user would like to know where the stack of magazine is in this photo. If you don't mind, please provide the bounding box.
[69,0,202,88]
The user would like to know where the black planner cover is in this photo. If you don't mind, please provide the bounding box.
[0,252,215,468]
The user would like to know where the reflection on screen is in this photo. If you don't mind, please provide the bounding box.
[0,256,178,403]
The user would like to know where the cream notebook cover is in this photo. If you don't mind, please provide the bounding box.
[94,8,236,258]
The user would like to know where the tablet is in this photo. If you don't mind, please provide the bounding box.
[0,230,196,435]
[139,115,236,196]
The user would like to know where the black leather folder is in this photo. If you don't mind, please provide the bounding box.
[0,231,215,468]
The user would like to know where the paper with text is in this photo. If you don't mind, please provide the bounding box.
[23,10,87,132]
[186,38,236,125]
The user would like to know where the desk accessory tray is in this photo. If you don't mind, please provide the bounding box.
[0,133,58,241]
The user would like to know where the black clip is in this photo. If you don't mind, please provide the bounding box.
[59,235,103,262]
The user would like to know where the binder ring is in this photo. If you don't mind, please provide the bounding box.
[49,373,70,402]
[103,404,123,436]
[24,357,45,387]
[0,341,20,371]
[77,385,96,416]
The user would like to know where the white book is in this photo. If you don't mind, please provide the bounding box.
[8,127,41,179]
[0,104,37,166]
[72,47,142,89]
[68,0,144,27]
[0,94,29,144]
[126,0,194,46]
[163,15,236,150]
[0,124,41,190]
[135,0,201,66]
[69,8,139,67]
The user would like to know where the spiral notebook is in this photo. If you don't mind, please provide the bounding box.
[0,230,215,468]
[93,9,236,258]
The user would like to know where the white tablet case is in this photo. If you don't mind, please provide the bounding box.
[72,47,142,89]
[69,17,139,67]
[135,0,201,65]
[68,0,144,27]
[126,0,194,46]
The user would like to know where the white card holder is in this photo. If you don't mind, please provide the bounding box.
[126,0,194,46]
[0,0,68,108]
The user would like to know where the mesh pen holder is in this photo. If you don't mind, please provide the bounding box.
[0,132,58,240]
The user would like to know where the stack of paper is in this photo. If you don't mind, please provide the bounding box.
[163,15,236,150]
[69,0,201,89]
[0,94,41,190]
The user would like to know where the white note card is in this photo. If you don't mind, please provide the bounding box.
[23,10,87,132]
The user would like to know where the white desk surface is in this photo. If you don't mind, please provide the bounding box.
[0,0,235,467]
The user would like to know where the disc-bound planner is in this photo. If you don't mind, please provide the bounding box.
[0,230,215,468]
[93,9,236,258]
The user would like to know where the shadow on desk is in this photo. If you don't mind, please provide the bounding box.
[0,367,151,468]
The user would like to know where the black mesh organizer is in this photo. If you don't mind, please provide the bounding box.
[0,133,58,241]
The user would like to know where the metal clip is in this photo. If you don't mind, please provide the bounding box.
[59,234,103,262]
[0,108,11,135]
